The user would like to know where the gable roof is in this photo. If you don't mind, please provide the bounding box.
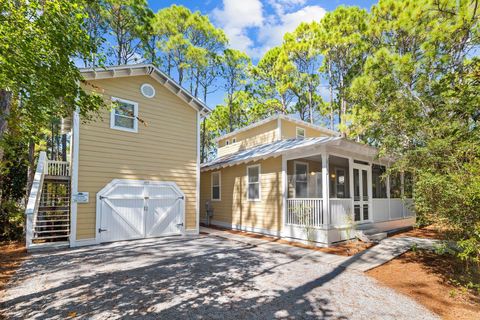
[80,64,211,117]
[215,114,340,142]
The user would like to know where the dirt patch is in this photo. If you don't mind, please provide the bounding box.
[0,242,27,294]
[367,250,480,320]
[391,225,445,240]
[205,225,374,256]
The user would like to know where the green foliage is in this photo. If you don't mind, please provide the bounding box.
[0,200,24,242]
[349,0,480,263]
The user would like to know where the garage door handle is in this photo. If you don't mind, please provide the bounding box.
[98,228,108,233]
[176,223,184,227]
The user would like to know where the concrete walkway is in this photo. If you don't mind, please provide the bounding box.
[200,227,441,272]
[342,236,440,271]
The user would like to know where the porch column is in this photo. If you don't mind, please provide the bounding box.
[321,153,329,226]
[348,157,354,220]
[281,155,287,233]
[386,163,391,220]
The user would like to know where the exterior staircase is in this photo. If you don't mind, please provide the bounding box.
[25,152,71,251]
[33,179,70,243]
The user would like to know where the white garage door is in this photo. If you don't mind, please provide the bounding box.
[97,180,185,243]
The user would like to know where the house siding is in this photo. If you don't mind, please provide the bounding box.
[217,119,278,157]
[200,157,283,233]
[280,119,335,139]
[77,75,198,240]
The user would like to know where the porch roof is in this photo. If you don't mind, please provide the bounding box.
[201,137,380,172]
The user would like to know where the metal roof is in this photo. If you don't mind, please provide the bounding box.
[201,137,342,171]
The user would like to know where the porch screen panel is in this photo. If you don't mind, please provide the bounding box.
[390,173,402,198]
[295,163,308,198]
[372,164,387,198]
[404,172,413,198]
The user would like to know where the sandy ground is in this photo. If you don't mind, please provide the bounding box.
[0,234,437,320]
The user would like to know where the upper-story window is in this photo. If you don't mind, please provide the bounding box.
[232,137,236,143]
[110,97,138,133]
[296,127,305,139]
[225,140,230,146]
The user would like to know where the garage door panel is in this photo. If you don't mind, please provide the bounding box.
[98,180,185,243]
[146,184,179,199]
[100,199,145,242]
[145,199,182,237]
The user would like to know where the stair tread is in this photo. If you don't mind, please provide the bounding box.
[33,235,70,240]
[35,224,70,228]
[35,230,70,234]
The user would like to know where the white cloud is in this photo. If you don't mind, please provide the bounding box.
[258,5,326,57]
[212,0,326,59]
[212,0,264,53]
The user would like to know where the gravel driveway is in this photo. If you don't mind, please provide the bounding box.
[0,234,438,319]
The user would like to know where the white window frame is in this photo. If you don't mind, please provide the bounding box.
[294,161,309,198]
[211,171,221,201]
[140,83,156,98]
[110,97,139,133]
[247,164,261,201]
[296,127,306,139]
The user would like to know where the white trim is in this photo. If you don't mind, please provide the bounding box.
[80,64,211,117]
[211,171,221,201]
[140,83,156,98]
[296,126,306,139]
[209,220,281,237]
[70,109,80,247]
[185,229,200,235]
[110,97,139,133]
[246,164,261,201]
[281,155,287,231]
[71,238,97,248]
[215,114,339,142]
[277,117,282,140]
[196,111,201,234]
[293,161,309,198]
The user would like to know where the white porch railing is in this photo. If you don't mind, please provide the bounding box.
[25,151,47,249]
[286,198,324,227]
[46,160,70,176]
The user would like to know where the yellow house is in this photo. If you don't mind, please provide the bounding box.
[200,115,415,246]
[25,64,210,250]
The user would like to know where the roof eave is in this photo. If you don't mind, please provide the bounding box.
[79,64,211,117]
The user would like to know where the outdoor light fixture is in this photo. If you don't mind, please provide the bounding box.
[331,173,336,179]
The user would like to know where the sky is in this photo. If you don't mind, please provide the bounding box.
[146,0,378,107]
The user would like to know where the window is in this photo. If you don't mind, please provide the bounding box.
[211,172,221,201]
[232,137,236,143]
[110,97,138,133]
[372,164,387,198]
[390,173,402,198]
[247,165,261,200]
[335,168,346,198]
[296,127,305,139]
[295,162,308,198]
[225,140,230,146]
[140,83,155,98]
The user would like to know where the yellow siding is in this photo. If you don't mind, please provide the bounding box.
[217,119,278,156]
[200,157,282,232]
[280,119,334,139]
[77,75,198,239]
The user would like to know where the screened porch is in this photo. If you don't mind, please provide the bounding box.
[285,153,414,230]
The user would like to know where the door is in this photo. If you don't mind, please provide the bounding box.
[353,164,371,223]
[97,180,185,243]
